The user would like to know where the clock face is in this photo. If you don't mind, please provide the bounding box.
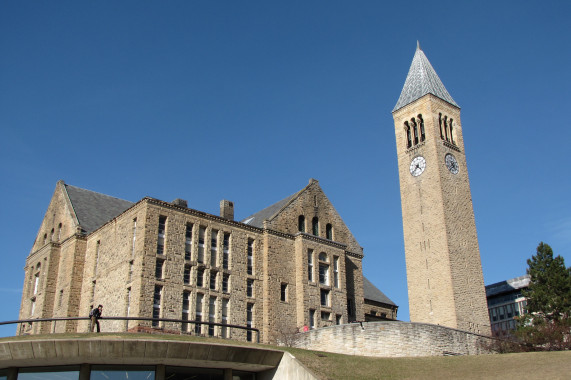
[445,153,459,174]
[409,156,426,177]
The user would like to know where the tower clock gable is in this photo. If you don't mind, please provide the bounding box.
[393,44,490,334]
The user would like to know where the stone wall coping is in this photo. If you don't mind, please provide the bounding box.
[0,337,284,371]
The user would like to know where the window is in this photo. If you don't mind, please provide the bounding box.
[308,250,314,282]
[33,272,40,295]
[126,287,131,317]
[312,217,319,236]
[30,299,35,316]
[50,228,54,241]
[247,239,254,275]
[320,289,330,307]
[333,256,339,288]
[152,285,162,327]
[182,291,190,332]
[195,293,204,335]
[210,271,217,290]
[155,259,164,279]
[197,268,205,287]
[210,229,218,267]
[131,218,137,257]
[157,216,166,255]
[222,274,230,293]
[222,233,230,269]
[319,253,329,285]
[247,279,254,298]
[58,289,63,308]
[321,311,331,321]
[309,309,315,329]
[347,298,354,318]
[298,215,305,232]
[58,223,63,241]
[208,297,216,337]
[281,283,288,302]
[326,223,333,240]
[94,240,101,275]
[198,226,205,263]
[246,303,254,341]
[185,223,193,261]
[336,314,342,325]
[183,265,191,284]
[221,298,229,338]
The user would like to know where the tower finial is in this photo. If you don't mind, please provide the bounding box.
[417,40,421,51]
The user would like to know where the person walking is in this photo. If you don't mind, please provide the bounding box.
[89,304,103,333]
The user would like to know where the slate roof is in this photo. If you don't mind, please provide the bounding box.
[485,275,530,298]
[241,190,302,228]
[393,42,459,112]
[63,183,134,234]
[363,276,396,306]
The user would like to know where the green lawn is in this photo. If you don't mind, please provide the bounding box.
[2,333,569,379]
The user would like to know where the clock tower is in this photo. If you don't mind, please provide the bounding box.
[392,43,490,334]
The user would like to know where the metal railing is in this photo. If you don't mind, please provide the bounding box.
[0,316,260,343]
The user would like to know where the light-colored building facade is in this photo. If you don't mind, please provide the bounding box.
[19,178,396,343]
[486,275,530,334]
[392,44,491,334]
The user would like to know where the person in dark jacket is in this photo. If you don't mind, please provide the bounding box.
[89,305,103,332]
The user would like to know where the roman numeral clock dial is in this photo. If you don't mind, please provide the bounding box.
[409,156,426,177]
[445,153,459,174]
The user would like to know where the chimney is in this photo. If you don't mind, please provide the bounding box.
[220,200,234,220]
[172,198,188,208]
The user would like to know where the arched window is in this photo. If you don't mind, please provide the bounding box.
[326,224,333,240]
[443,115,449,141]
[43,233,47,245]
[57,223,62,241]
[439,113,444,139]
[404,121,412,148]
[411,118,419,145]
[449,118,455,145]
[312,217,319,236]
[50,228,54,241]
[418,114,425,142]
[298,215,305,233]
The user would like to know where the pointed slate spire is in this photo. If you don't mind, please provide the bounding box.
[393,43,459,112]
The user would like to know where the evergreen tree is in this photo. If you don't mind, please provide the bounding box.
[522,242,571,321]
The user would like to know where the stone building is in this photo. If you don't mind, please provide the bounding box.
[19,178,396,343]
[392,43,491,334]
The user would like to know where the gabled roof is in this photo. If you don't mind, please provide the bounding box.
[63,183,134,234]
[241,183,310,228]
[363,276,397,306]
[393,42,458,112]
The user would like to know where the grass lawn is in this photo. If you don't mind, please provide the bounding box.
[2,333,570,379]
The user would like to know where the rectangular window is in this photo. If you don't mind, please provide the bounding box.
[198,227,205,263]
[221,298,229,338]
[182,291,190,332]
[195,293,203,335]
[223,233,230,270]
[222,274,230,293]
[319,263,329,285]
[347,298,354,318]
[126,287,131,317]
[336,314,342,325]
[308,249,314,282]
[333,256,339,288]
[320,289,330,307]
[152,285,162,327]
[280,283,288,302]
[210,229,218,267]
[197,268,204,287]
[185,223,193,261]
[246,303,254,342]
[131,218,137,257]
[309,309,315,329]
[247,279,254,298]
[33,273,40,295]
[155,259,164,279]
[321,311,331,321]
[210,271,217,290]
[157,216,166,255]
[30,299,35,316]
[247,239,254,275]
[208,296,216,337]
[183,265,191,285]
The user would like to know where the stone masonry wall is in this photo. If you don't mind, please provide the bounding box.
[292,321,492,357]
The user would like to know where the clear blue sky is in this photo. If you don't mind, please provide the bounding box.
[1,1,570,337]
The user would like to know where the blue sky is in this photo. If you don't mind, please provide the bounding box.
[1,1,570,337]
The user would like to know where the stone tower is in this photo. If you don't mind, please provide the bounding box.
[392,43,490,334]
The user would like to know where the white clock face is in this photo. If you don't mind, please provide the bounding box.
[445,153,459,174]
[409,156,426,177]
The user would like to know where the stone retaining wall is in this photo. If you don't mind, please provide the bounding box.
[291,321,493,357]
